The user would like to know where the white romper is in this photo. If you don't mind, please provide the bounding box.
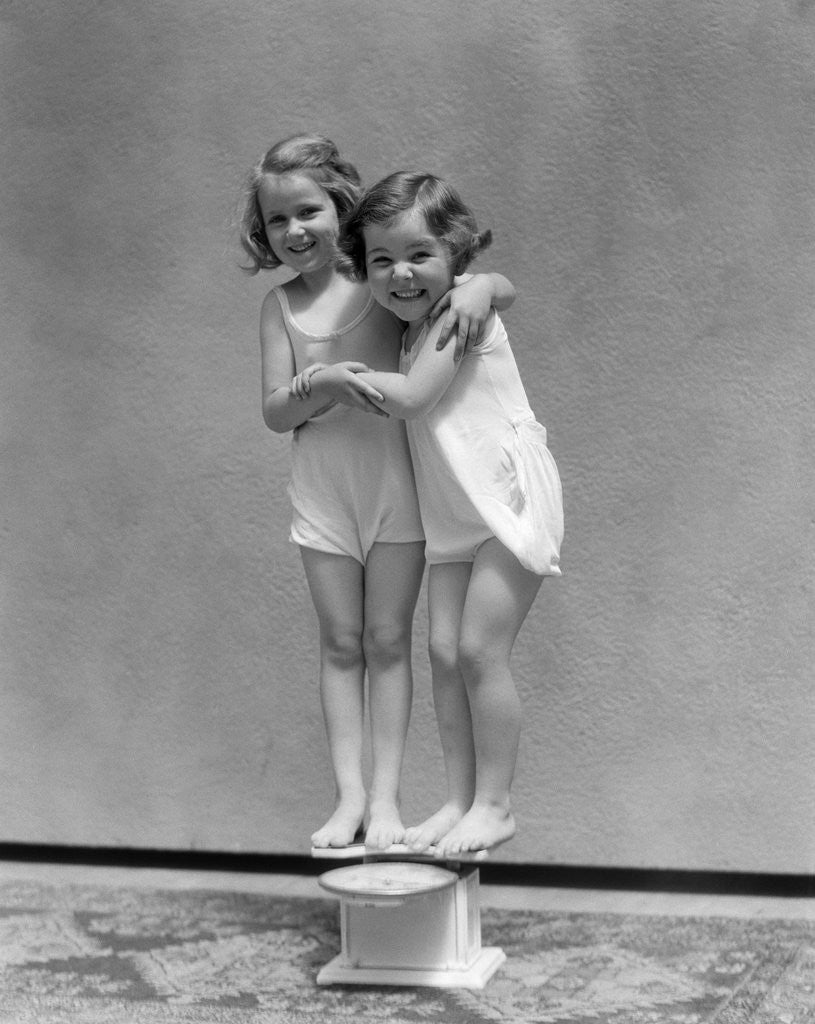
[400,313,563,576]
[274,287,424,564]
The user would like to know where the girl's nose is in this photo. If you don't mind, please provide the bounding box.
[393,262,412,280]
[287,220,306,238]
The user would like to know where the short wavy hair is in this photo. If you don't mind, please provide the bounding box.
[239,133,363,274]
[337,171,492,279]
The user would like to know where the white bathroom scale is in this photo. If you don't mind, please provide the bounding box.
[314,853,504,988]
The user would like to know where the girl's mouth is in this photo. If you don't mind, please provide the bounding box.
[288,241,316,254]
[392,289,424,300]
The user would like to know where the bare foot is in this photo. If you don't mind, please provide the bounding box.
[311,794,366,849]
[434,802,516,858]
[404,801,465,853]
[365,801,405,851]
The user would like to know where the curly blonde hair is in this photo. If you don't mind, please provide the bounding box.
[239,133,362,274]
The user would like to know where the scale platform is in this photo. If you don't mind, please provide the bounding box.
[313,843,504,988]
[311,841,488,862]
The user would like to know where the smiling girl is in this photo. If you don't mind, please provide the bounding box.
[240,137,515,852]
[295,171,563,856]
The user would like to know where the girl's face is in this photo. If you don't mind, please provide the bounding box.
[257,172,340,274]
[363,209,454,322]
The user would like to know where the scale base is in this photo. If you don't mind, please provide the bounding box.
[316,861,504,989]
[317,945,506,989]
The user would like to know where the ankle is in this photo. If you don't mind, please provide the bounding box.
[471,795,513,816]
[368,795,400,815]
[333,788,367,809]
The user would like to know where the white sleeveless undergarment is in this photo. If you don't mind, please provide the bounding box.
[274,287,424,563]
[400,313,563,575]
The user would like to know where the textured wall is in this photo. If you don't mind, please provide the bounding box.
[1,0,813,872]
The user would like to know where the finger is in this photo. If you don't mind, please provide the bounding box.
[360,383,385,403]
[350,377,384,403]
[363,402,389,417]
[435,312,457,350]
[454,319,471,362]
[349,392,387,416]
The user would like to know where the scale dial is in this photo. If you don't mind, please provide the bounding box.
[318,861,458,898]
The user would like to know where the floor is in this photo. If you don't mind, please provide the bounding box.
[1,857,812,922]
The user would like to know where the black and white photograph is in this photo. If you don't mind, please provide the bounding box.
[1,1,813,1020]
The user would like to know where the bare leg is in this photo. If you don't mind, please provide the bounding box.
[362,541,425,850]
[434,539,543,858]
[300,548,367,848]
[405,561,475,852]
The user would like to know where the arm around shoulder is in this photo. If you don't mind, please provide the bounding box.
[477,272,515,312]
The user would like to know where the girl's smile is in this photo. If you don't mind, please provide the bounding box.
[363,210,453,322]
[257,172,339,274]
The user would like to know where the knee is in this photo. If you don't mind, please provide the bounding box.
[362,621,411,668]
[321,624,364,669]
[428,632,459,678]
[457,633,501,684]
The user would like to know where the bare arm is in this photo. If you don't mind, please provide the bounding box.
[355,311,495,420]
[260,291,387,432]
[431,272,516,359]
[468,272,516,312]
[259,291,335,433]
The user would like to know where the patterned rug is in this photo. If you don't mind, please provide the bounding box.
[0,878,813,1023]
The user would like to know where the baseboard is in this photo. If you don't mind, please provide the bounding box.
[0,843,811,898]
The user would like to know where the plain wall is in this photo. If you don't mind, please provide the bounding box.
[1,0,813,873]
